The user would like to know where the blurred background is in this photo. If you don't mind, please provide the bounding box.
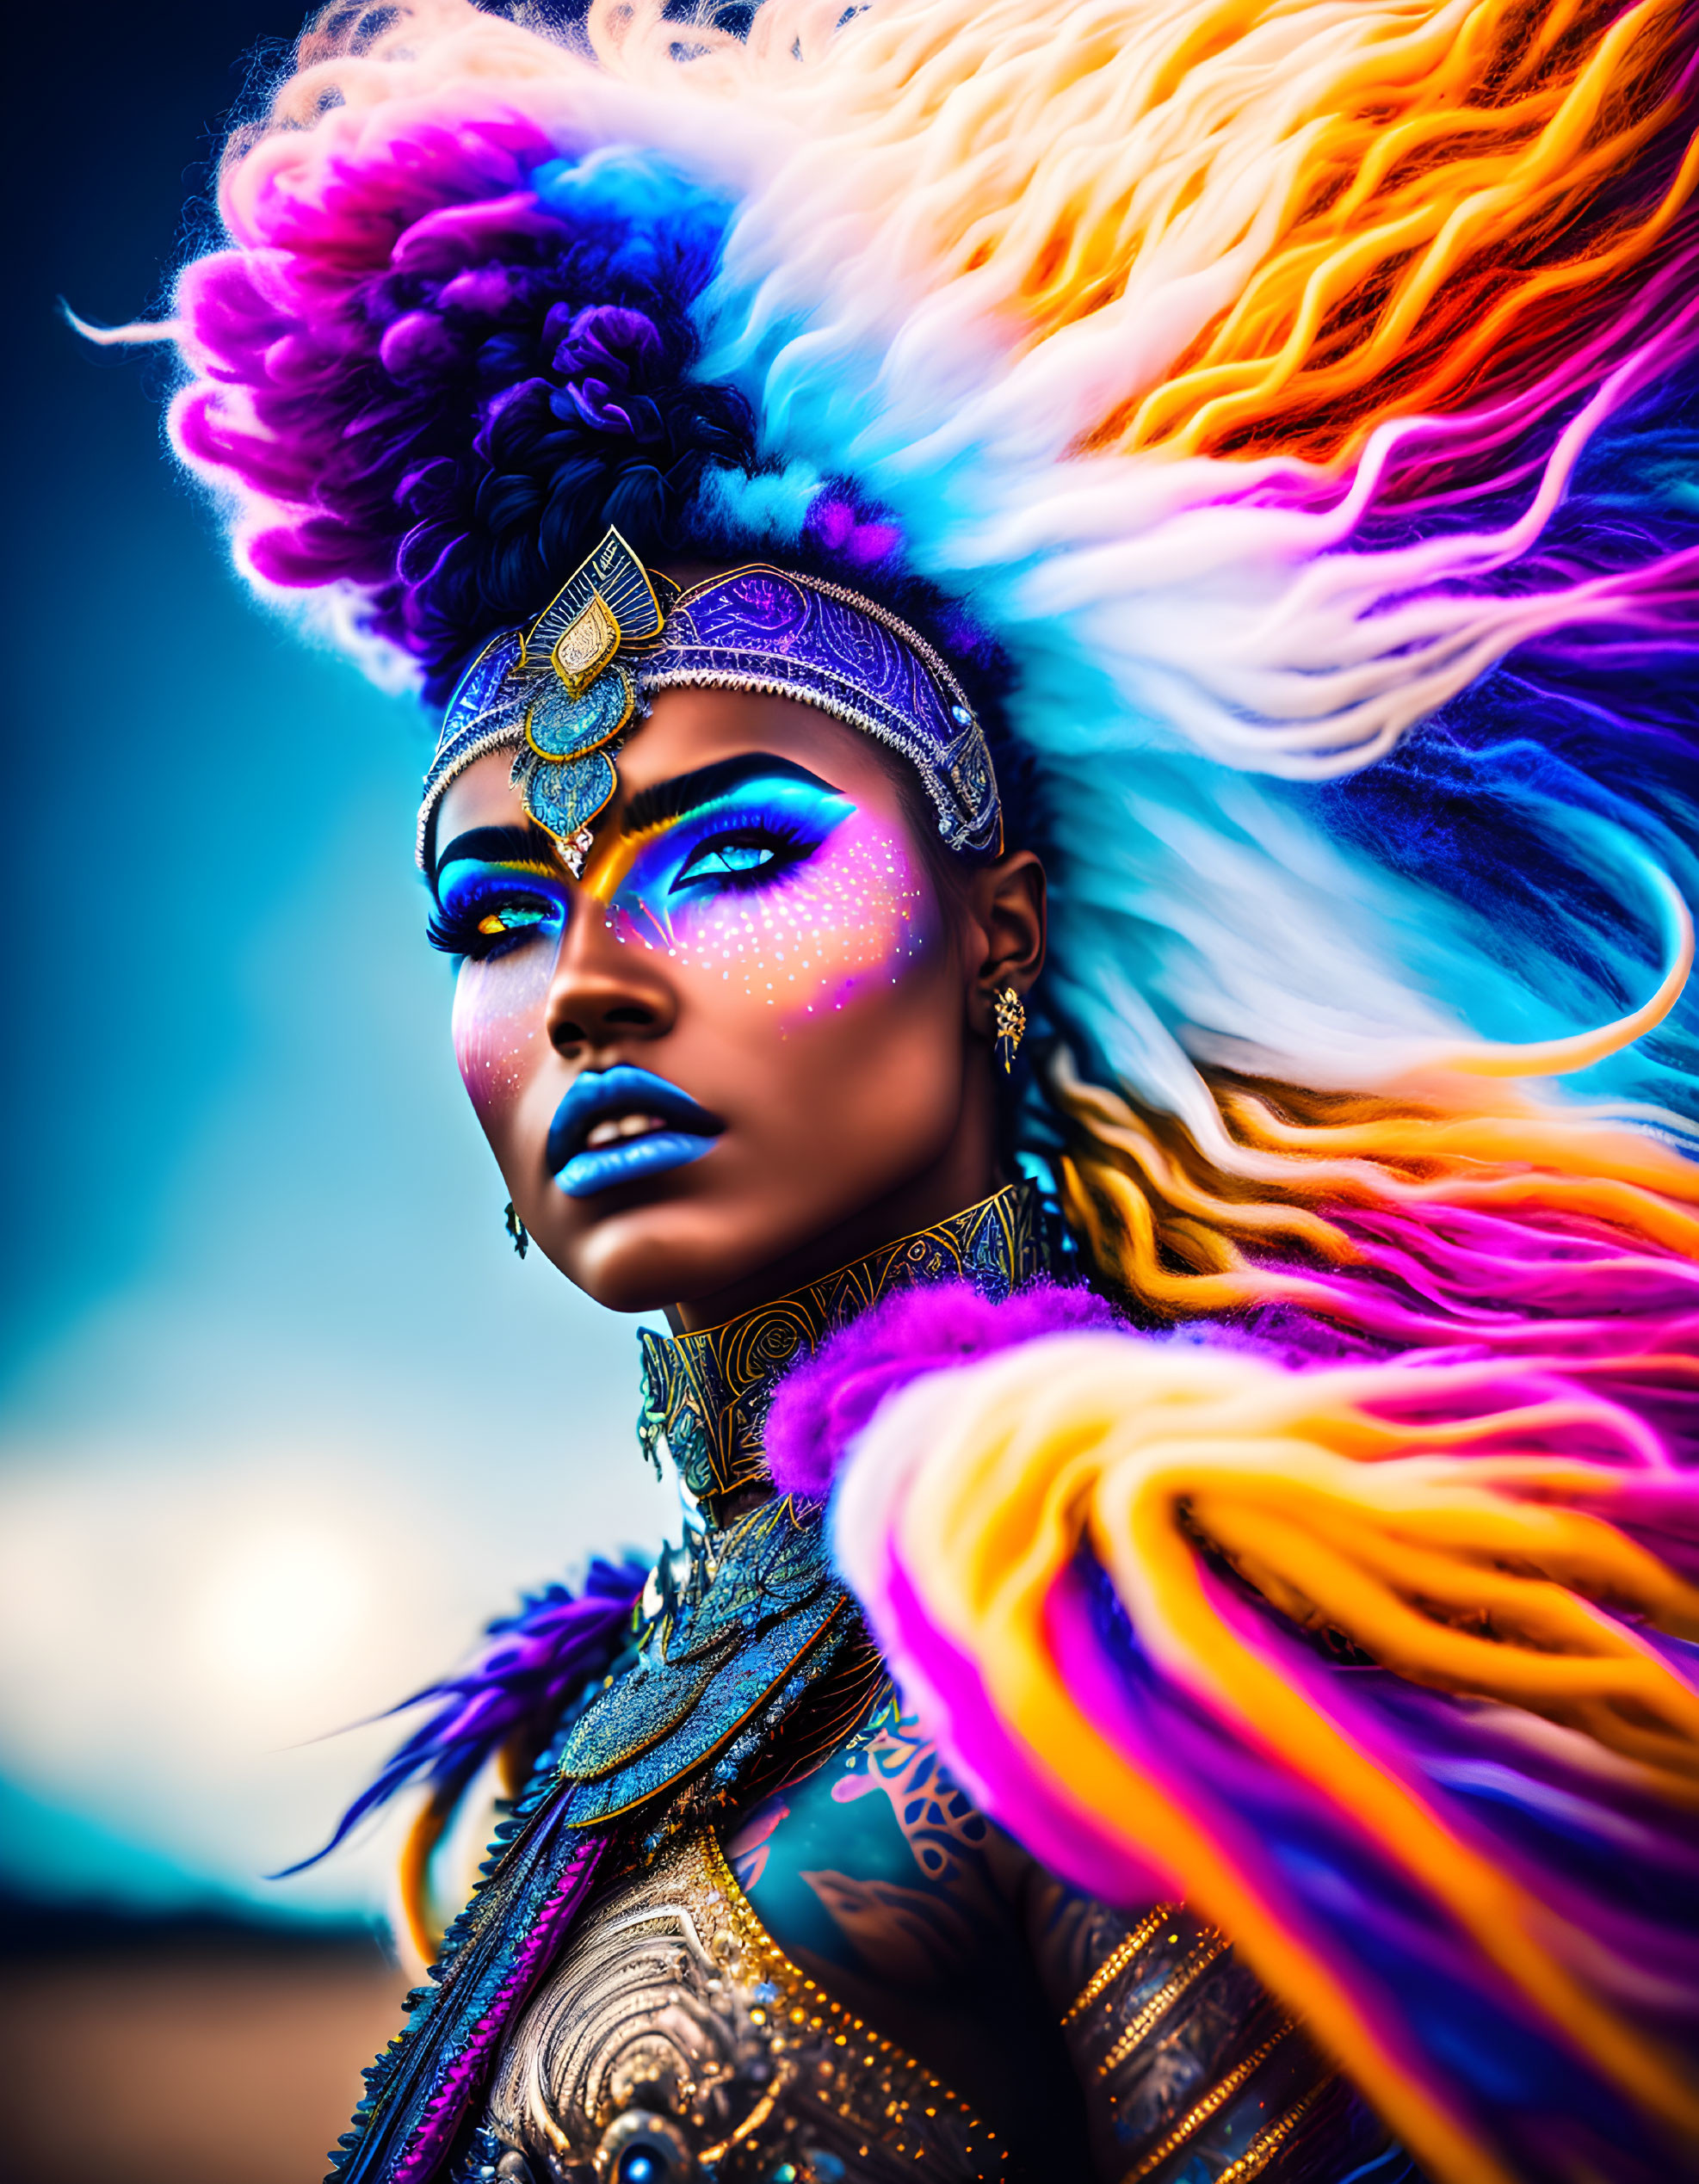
[1,4,674,2175]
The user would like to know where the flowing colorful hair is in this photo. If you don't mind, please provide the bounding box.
[129,0,1699,1073]
[120,1,1699,2176]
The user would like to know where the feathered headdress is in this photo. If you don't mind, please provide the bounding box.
[143,3,1699,2179]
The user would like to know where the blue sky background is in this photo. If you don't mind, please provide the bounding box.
[0,1,673,1922]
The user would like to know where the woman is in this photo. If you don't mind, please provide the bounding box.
[125,0,1699,2178]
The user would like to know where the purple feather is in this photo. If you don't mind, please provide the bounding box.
[763,1278,1119,1500]
[280,1555,646,1874]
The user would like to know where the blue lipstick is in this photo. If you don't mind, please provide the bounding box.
[547,1065,724,1200]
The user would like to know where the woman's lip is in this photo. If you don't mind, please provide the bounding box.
[584,1112,670,1150]
[546,1064,723,1182]
[554,1129,719,1200]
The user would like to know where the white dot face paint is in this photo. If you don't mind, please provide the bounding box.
[599,777,932,1026]
[433,849,571,1129]
[429,758,942,1140]
[450,918,562,1123]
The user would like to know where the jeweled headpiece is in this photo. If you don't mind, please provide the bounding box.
[417,527,1000,873]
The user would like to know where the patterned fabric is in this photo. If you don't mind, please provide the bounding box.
[417,535,1001,869]
[1034,1882,1406,2184]
[641,565,998,854]
[553,1498,856,1835]
[331,1502,864,2184]
[332,1187,1050,2183]
[332,1797,613,2184]
[636,1180,1045,1508]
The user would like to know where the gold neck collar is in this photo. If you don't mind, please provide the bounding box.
[635,1181,1046,1516]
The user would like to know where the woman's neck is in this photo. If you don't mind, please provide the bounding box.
[639,1178,1047,1526]
[670,1142,1006,1335]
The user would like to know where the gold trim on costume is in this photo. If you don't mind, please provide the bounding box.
[1116,2027,1298,2184]
[1060,1904,1178,2028]
[484,1824,1010,2180]
[1213,2086,1328,2184]
[1097,1930,1233,2076]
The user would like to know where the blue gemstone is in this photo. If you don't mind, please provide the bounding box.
[526,666,633,759]
[617,2151,664,2183]
[524,748,617,838]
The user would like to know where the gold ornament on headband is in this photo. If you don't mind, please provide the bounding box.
[510,528,677,869]
[546,590,622,696]
[414,527,676,874]
[418,526,1004,874]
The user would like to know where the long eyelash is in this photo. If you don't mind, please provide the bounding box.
[426,906,480,957]
[426,889,558,959]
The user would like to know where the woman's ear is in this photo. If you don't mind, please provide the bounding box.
[964,850,1046,1034]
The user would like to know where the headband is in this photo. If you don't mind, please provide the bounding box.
[417,528,1001,873]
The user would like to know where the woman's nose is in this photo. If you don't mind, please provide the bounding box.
[544,909,677,1057]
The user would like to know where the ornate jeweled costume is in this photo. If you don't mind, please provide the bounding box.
[548,1498,868,1844]
[476,1827,1003,2182]
[334,1189,1391,2184]
[321,1191,1037,2181]
[550,1187,1047,1836]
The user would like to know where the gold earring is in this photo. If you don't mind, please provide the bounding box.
[504,1200,529,1259]
[993,984,1026,1074]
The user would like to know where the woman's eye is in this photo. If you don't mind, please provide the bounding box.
[428,888,560,959]
[670,836,790,892]
[693,844,774,878]
[476,903,551,936]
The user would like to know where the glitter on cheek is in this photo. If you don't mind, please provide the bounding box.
[606,809,934,1020]
[450,934,561,1124]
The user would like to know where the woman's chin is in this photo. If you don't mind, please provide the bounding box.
[538,1190,802,1319]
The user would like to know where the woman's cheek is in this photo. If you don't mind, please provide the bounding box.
[608,814,935,1022]
[450,937,559,1124]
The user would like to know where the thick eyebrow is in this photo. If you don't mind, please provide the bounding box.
[430,824,561,891]
[621,754,842,838]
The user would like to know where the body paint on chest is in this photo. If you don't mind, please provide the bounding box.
[726,1708,999,1990]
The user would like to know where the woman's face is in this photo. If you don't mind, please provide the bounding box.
[429,688,1041,1324]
